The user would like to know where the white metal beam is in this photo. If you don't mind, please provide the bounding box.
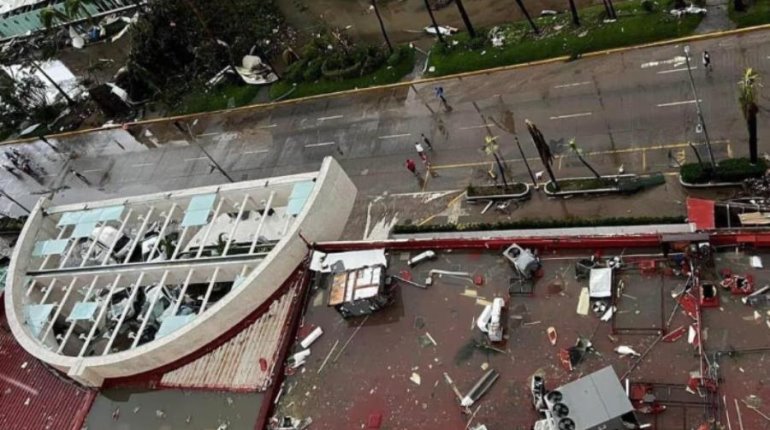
[170,226,188,260]
[40,278,58,304]
[123,207,155,264]
[198,267,220,315]
[102,272,145,355]
[41,277,78,341]
[147,204,177,261]
[171,269,195,315]
[57,276,99,354]
[250,191,275,254]
[131,270,169,348]
[39,227,67,271]
[223,194,250,256]
[102,208,134,265]
[196,199,224,259]
[80,222,107,268]
[78,274,122,357]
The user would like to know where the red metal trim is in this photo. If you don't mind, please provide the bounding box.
[70,389,98,430]
[254,259,314,430]
[318,231,770,252]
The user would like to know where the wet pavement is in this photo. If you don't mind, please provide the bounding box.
[273,246,770,429]
[85,388,263,430]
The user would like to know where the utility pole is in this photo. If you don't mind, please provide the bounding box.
[423,0,445,44]
[683,45,716,168]
[0,189,31,214]
[371,0,393,54]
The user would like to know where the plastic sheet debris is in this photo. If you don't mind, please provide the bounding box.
[751,256,763,268]
[670,5,707,16]
[310,249,387,272]
[410,372,421,385]
[576,288,590,315]
[547,326,557,346]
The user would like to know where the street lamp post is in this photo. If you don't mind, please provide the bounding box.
[174,121,235,183]
[0,189,31,214]
[683,45,716,168]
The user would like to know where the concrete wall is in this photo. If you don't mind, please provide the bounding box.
[5,157,357,386]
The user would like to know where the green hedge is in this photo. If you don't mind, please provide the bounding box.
[680,158,767,184]
[729,0,770,27]
[0,216,27,233]
[392,215,687,234]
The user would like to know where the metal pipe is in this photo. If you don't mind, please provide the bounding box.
[198,267,220,315]
[102,208,133,265]
[196,199,224,258]
[123,207,155,264]
[223,194,250,255]
[78,274,122,357]
[103,272,145,355]
[171,226,188,260]
[57,276,99,354]
[40,279,58,304]
[131,270,169,348]
[250,192,274,254]
[683,46,716,168]
[147,204,177,260]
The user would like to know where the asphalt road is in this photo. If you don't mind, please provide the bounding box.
[2,29,769,219]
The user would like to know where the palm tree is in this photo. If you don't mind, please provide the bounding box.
[514,0,539,35]
[567,0,581,26]
[371,0,394,54]
[569,139,602,178]
[423,0,446,44]
[455,0,477,38]
[739,68,761,164]
[483,135,509,188]
[526,119,559,190]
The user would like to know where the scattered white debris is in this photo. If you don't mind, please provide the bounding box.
[410,372,422,385]
[614,345,641,356]
[24,397,30,406]
[751,256,763,268]
[155,409,165,419]
[20,362,27,369]
[300,327,324,349]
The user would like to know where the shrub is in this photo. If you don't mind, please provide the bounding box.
[392,215,687,234]
[467,36,488,50]
[680,158,767,184]
[641,0,656,13]
[303,59,324,82]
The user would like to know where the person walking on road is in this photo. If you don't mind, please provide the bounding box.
[414,141,428,164]
[434,86,450,111]
[405,159,419,177]
[420,133,434,151]
[702,51,711,72]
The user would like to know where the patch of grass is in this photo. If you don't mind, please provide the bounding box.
[680,157,767,183]
[729,0,770,27]
[428,1,703,76]
[172,83,263,115]
[269,47,415,100]
[467,183,528,197]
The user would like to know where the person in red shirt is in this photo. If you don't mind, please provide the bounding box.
[405,159,419,177]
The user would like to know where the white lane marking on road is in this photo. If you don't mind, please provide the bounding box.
[378,133,412,140]
[641,56,686,68]
[553,81,591,89]
[657,67,696,74]
[657,99,699,107]
[458,124,492,130]
[197,132,219,137]
[132,162,154,168]
[317,115,344,121]
[244,149,269,155]
[549,112,593,120]
[255,124,278,129]
[185,157,208,162]
[305,141,336,148]
[82,168,104,173]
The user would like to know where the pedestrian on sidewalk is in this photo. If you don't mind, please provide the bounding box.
[420,133,434,151]
[434,86,450,111]
[414,141,428,163]
[70,168,90,185]
[702,51,711,71]
[405,159,419,177]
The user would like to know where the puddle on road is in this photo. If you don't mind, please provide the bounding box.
[85,388,263,430]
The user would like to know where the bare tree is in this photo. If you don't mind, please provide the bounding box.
[455,0,477,38]
[514,0,539,35]
[739,68,761,164]
[371,0,394,54]
[526,119,559,190]
[569,138,602,178]
[567,0,581,26]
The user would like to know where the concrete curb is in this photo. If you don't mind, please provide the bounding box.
[4,23,770,146]
[543,174,638,197]
[465,183,531,201]
[678,175,743,188]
